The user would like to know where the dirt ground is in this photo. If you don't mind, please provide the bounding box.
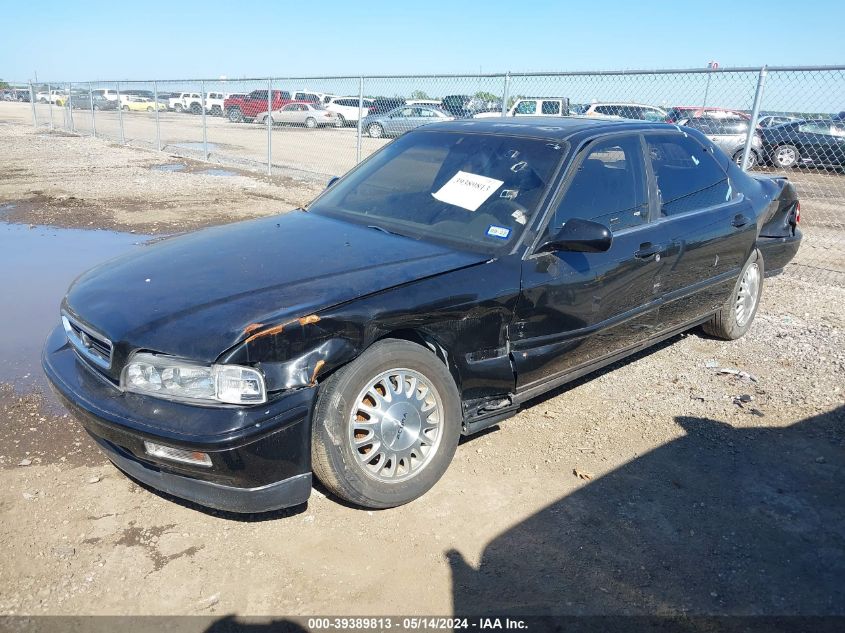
[0,119,843,617]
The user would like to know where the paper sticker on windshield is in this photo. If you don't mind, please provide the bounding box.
[432,171,504,212]
[486,225,511,240]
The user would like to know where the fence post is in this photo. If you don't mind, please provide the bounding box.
[501,72,511,117]
[201,80,208,160]
[356,76,364,164]
[48,83,53,130]
[741,66,768,171]
[153,81,161,151]
[67,82,74,131]
[29,83,37,127]
[116,82,125,144]
[267,78,273,176]
[89,82,96,138]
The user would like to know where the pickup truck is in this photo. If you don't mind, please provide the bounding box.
[35,90,68,105]
[167,92,200,113]
[204,92,230,116]
[225,90,293,123]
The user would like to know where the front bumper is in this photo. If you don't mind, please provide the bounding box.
[42,325,316,513]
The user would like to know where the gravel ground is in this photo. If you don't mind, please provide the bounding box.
[0,121,321,234]
[0,118,843,617]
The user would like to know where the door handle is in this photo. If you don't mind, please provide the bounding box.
[732,214,751,228]
[635,243,663,260]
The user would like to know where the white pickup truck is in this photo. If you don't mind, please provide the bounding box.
[35,90,68,105]
[167,92,203,113]
[204,92,230,116]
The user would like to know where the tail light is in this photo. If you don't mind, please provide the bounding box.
[794,201,801,224]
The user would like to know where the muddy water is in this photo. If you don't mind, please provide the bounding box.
[0,222,149,390]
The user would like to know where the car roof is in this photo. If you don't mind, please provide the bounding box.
[420,116,671,141]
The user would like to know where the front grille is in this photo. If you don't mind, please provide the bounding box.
[61,313,113,370]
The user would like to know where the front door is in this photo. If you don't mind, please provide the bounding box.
[511,134,663,392]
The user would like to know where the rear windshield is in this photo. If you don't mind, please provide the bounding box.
[309,130,566,254]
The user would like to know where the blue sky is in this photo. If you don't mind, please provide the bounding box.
[1,0,842,82]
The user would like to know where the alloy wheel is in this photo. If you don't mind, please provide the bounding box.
[735,262,760,327]
[348,368,444,482]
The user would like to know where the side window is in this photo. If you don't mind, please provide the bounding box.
[799,122,832,135]
[594,105,614,116]
[514,100,536,115]
[547,135,648,234]
[645,134,732,216]
[541,100,561,115]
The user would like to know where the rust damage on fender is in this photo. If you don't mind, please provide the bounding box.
[309,359,326,386]
[242,314,321,343]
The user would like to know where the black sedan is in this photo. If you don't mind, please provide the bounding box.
[761,119,845,169]
[43,118,802,513]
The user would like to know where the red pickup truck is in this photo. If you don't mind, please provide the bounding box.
[225,90,293,123]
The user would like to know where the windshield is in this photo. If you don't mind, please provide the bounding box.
[309,130,566,254]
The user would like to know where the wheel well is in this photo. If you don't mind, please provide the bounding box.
[374,330,462,392]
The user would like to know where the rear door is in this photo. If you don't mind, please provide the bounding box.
[512,133,662,391]
[642,131,758,331]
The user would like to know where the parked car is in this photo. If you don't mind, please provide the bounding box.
[474,97,569,119]
[581,102,667,121]
[121,96,166,112]
[325,96,374,126]
[204,92,230,116]
[67,93,118,111]
[757,115,800,128]
[291,90,336,105]
[43,117,801,513]
[225,90,293,123]
[181,93,204,115]
[761,119,845,169]
[257,102,339,128]
[367,97,406,116]
[681,117,763,166]
[91,89,119,102]
[361,105,453,138]
[13,88,32,102]
[665,106,750,123]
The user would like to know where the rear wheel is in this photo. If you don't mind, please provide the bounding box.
[732,149,758,168]
[174,103,183,113]
[703,250,764,340]
[368,123,384,138]
[211,105,222,116]
[305,117,317,129]
[190,103,202,115]
[227,107,243,123]
[336,114,346,127]
[146,106,154,112]
[311,340,461,509]
[122,105,129,111]
[773,144,800,169]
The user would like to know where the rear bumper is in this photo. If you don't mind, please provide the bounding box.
[42,325,316,513]
[757,228,802,275]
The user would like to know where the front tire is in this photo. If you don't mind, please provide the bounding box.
[305,116,317,129]
[227,107,243,123]
[174,103,183,113]
[311,340,461,509]
[703,250,764,340]
[368,123,384,138]
[732,149,758,168]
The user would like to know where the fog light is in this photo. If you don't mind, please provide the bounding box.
[143,441,212,467]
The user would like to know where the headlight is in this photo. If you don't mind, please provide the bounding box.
[121,353,266,405]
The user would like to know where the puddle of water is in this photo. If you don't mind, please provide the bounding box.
[199,168,236,177]
[173,142,220,151]
[0,223,149,391]
[150,163,186,172]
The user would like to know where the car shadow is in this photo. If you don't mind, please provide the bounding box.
[449,406,845,616]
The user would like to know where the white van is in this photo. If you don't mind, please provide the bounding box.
[473,97,569,119]
[91,89,119,102]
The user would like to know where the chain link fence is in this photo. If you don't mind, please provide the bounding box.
[21,65,845,279]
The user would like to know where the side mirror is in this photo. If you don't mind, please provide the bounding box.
[326,176,340,189]
[538,218,612,253]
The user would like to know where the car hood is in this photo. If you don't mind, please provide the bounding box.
[64,211,487,364]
